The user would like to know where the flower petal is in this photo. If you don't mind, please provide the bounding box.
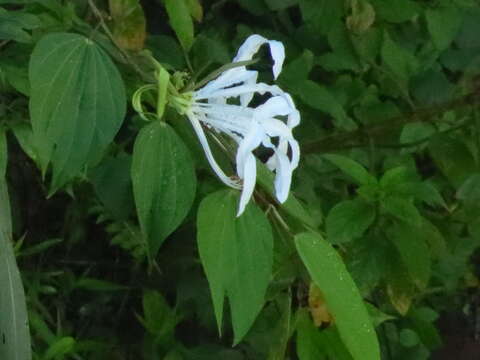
[186,111,241,189]
[236,121,264,179]
[273,149,293,203]
[237,153,256,216]
[233,34,285,79]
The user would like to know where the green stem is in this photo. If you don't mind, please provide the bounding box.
[303,92,480,154]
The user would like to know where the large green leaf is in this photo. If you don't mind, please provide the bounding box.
[29,32,126,193]
[131,121,196,256]
[0,182,32,360]
[164,0,194,51]
[295,232,380,360]
[197,189,273,344]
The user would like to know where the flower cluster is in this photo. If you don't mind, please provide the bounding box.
[180,35,301,216]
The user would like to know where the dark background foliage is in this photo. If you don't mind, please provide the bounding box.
[1,0,480,359]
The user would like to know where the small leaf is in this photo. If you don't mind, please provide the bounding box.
[429,134,476,188]
[186,0,203,21]
[387,222,431,290]
[165,0,194,51]
[293,81,357,130]
[426,5,462,50]
[131,121,196,256]
[295,232,381,360]
[0,8,41,43]
[381,31,418,81]
[326,199,376,244]
[197,189,273,344]
[385,248,415,315]
[323,154,377,186]
[370,0,419,23]
[29,33,126,192]
[109,0,147,51]
[142,290,177,339]
[346,0,376,34]
[299,0,344,35]
[43,337,75,360]
[399,122,436,150]
[382,196,422,226]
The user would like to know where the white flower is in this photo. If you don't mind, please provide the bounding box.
[184,34,300,216]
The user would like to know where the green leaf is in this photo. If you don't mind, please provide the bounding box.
[164,0,194,51]
[142,291,177,340]
[131,121,196,256]
[399,328,420,348]
[382,196,422,226]
[385,247,415,315]
[408,308,442,350]
[299,0,344,35]
[197,189,273,344]
[370,0,419,23]
[399,122,436,150]
[0,183,32,360]
[295,232,380,360]
[323,154,377,186]
[0,8,41,43]
[11,122,37,162]
[109,0,147,51]
[90,155,134,221]
[426,5,462,50]
[29,32,126,193]
[296,310,328,360]
[381,31,418,81]
[186,0,203,21]
[147,35,186,69]
[387,222,431,290]
[456,173,480,210]
[346,0,376,34]
[293,80,357,130]
[43,337,75,360]
[278,50,314,87]
[326,199,376,244]
[429,135,477,188]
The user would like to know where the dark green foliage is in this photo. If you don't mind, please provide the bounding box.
[1,0,480,359]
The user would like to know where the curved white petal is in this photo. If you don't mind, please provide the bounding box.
[237,153,256,216]
[186,111,241,189]
[236,122,264,178]
[196,69,256,99]
[267,40,285,79]
[254,96,292,119]
[273,150,293,203]
[233,35,285,79]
